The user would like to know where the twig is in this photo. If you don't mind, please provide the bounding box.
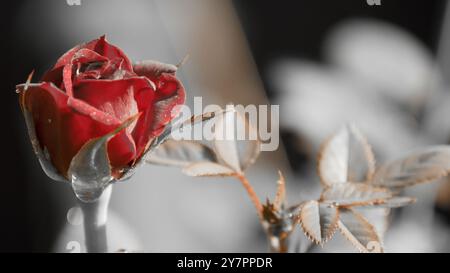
[235,173,263,219]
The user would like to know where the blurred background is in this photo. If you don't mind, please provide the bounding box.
[2,0,450,252]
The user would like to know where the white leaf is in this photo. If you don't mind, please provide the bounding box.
[372,146,450,188]
[338,208,382,253]
[214,107,241,172]
[318,124,375,187]
[182,162,235,177]
[320,183,392,207]
[214,106,260,173]
[146,140,217,167]
[120,111,226,182]
[235,112,261,171]
[354,196,416,209]
[353,207,389,241]
[152,110,225,150]
[274,171,286,210]
[374,196,416,208]
[299,200,339,244]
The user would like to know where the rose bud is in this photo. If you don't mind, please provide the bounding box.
[17,36,185,201]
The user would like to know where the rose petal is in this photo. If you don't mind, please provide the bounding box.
[53,45,81,69]
[44,48,110,89]
[72,48,109,65]
[133,60,177,81]
[67,97,120,126]
[154,73,184,100]
[132,73,185,157]
[85,35,133,72]
[41,66,64,88]
[73,77,153,120]
[73,77,156,163]
[63,64,74,96]
[63,48,110,96]
[54,35,132,72]
[21,82,136,177]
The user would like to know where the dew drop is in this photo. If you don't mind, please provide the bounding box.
[66,206,83,225]
[71,174,111,203]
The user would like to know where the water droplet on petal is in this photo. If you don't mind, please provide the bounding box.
[66,206,83,225]
[71,173,112,203]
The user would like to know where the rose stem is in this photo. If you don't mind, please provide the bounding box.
[78,185,112,253]
[235,174,263,220]
[236,173,290,253]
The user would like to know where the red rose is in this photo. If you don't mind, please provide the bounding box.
[17,36,185,180]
